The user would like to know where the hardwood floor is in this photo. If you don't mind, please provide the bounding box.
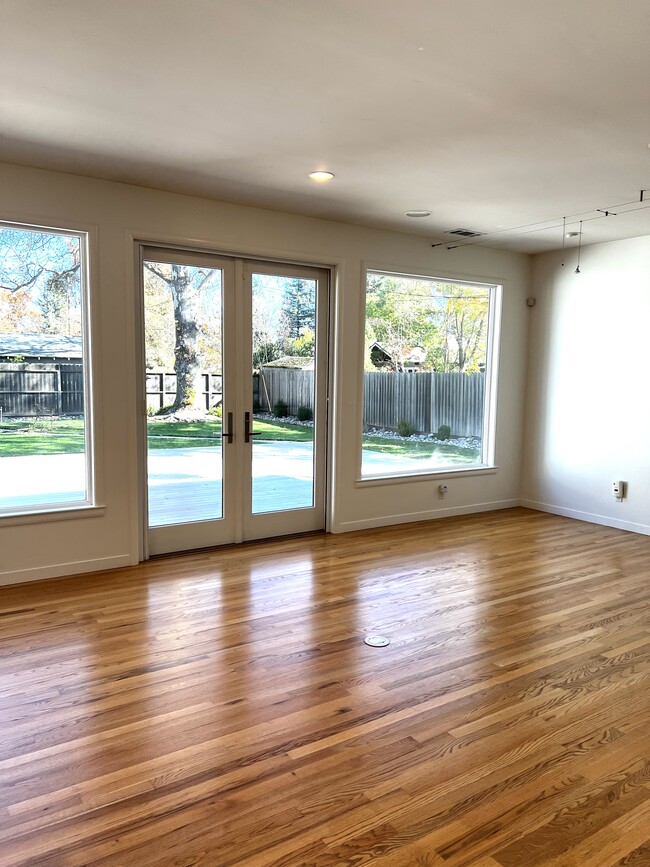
[1,507,649,866]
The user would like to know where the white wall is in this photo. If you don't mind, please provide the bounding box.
[522,235,650,535]
[0,162,531,585]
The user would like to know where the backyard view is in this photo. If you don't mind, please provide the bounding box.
[142,262,322,526]
[1,226,495,519]
[0,224,88,512]
[361,270,493,476]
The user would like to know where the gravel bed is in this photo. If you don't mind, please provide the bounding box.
[254,412,314,428]
[363,427,480,449]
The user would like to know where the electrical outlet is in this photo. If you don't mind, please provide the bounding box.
[612,480,626,500]
[438,484,448,498]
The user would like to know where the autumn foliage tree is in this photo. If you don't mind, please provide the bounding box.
[0,228,81,336]
[0,289,42,333]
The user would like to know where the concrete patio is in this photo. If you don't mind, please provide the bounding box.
[0,441,445,524]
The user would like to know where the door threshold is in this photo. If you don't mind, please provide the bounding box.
[147,529,327,561]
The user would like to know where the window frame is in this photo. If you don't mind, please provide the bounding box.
[357,266,502,484]
[0,218,102,519]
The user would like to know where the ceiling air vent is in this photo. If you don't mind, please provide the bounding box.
[447,228,483,238]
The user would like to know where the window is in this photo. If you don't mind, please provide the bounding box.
[0,222,94,514]
[361,269,500,479]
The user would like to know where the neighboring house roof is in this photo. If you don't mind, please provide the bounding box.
[261,356,314,370]
[369,341,392,360]
[369,342,426,364]
[0,334,83,359]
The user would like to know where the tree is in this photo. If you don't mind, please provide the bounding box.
[0,229,80,296]
[365,274,439,371]
[286,328,314,357]
[143,262,218,412]
[39,272,81,334]
[251,275,316,368]
[0,227,81,336]
[252,283,284,369]
[433,284,488,373]
[143,272,175,370]
[281,279,315,340]
[0,289,43,333]
[364,275,489,374]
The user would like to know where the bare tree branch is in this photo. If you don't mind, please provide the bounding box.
[144,262,172,284]
[196,269,217,291]
[0,267,44,293]
[43,264,80,280]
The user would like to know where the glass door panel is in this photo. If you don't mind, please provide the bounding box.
[251,273,316,515]
[142,248,237,556]
[243,263,328,542]
[144,260,224,527]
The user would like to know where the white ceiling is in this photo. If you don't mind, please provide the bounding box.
[2,0,650,253]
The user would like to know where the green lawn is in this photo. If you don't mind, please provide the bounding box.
[0,417,479,463]
[146,418,313,449]
[0,417,313,457]
[0,432,86,456]
[0,420,85,456]
[362,434,480,463]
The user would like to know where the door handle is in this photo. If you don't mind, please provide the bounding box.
[221,411,234,444]
[244,411,261,443]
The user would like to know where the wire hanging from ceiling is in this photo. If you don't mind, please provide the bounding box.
[431,190,650,251]
[574,221,583,274]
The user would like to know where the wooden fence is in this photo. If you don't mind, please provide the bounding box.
[145,370,223,412]
[0,362,483,435]
[0,363,84,417]
[363,371,485,437]
[0,364,224,417]
[259,367,485,437]
[257,368,314,415]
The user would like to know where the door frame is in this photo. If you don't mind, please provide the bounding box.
[133,239,337,560]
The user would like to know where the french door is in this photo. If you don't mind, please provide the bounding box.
[140,247,329,556]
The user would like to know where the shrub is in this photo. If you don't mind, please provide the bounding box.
[297,405,313,422]
[437,424,451,440]
[397,419,416,437]
[156,404,175,416]
[208,404,223,418]
[273,399,289,418]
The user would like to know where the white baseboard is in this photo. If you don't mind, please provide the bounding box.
[0,554,135,588]
[520,499,650,537]
[331,499,520,533]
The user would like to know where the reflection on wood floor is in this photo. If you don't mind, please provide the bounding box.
[0,507,649,866]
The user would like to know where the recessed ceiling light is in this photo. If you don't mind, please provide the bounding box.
[308,171,334,182]
[405,210,431,218]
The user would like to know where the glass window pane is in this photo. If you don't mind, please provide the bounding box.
[0,224,89,513]
[251,273,316,514]
[362,271,495,478]
[144,261,224,527]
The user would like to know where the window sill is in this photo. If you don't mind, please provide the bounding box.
[355,465,498,487]
[0,504,105,527]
